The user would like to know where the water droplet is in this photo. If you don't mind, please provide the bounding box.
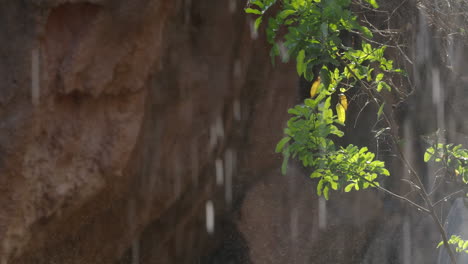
[233,60,242,78]
[249,19,258,40]
[215,158,224,185]
[318,197,327,230]
[205,200,215,234]
[215,115,224,139]
[233,100,241,121]
[229,0,237,13]
[224,149,235,205]
[209,124,217,150]
[131,240,140,264]
[31,47,40,106]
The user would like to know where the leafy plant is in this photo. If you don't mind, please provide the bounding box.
[246,0,468,263]
[438,235,468,254]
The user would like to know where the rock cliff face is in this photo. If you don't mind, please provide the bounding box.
[3,0,467,263]
[0,0,297,263]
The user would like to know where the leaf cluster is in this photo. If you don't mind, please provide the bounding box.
[425,143,468,184]
[438,235,468,254]
[276,93,389,200]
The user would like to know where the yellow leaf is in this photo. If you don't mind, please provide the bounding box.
[310,76,321,98]
[336,103,346,123]
[339,94,348,110]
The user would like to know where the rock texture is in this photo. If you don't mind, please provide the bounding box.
[0,0,297,263]
[2,0,468,263]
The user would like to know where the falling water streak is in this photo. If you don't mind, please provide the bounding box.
[414,10,430,88]
[233,59,242,78]
[233,100,241,121]
[431,67,445,130]
[131,240,140,264]
[290,207,299,242]
[228,0,237,13]
[184,0,192,25]
[401,117,416,262]
[318,197,327,230]
[224,149,235,205]
[417,11,430,62]
[191,143,199,186]
[209,125,217,150]
[127,199,139,264]
[215,158,224,186]
[249,19,258,40]
[446,34,455,69]
[215,115,224,139]
[205,200,215,234]
[277,41,289,62]
[174,155,182,197]
[402,119,414,183]
[402,216,411,264]
[31,47,40,106]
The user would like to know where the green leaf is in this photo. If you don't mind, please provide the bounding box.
[317,179,324,195]
[296,50,306,76]
[254,16,263,31]
[463,241,468,250]
[375,73,384,82]
[330,181,338,190]
[365,0,379,8]
[381,168,390,176]
[277,9,295,20]
[360,26,373,38]
[377,81,391,92]
[281,154,289,175]
[319,68,331,89]
[245,8,262,15]
[323,186,330,200]
[276,137,291,153]
[344,183,355,192]
[377,103,385,119]
[250,0,265,9]
[437,241,444,248]
[424,147,434,162]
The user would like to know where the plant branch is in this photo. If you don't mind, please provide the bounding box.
[338,58,458,264]
[360,176,430,213]
[434,189,466,207]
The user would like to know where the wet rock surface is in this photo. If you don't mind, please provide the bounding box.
[2,0,468,263]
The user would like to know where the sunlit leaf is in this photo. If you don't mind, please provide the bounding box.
[344,183,355,192]
[360,26,373,38]
[339,94,348,110]
[375,73,384,82]
[330,181,338,190]
[317,178,324,195]
[336,103,346,124]
[365,0,379,8]
[310,76,321,97]
[323,186,330,200]
[296,50,305,75]
[245,8,262,14]
[424,147,435,162]
[377,103,385,119]
[254,17,263,31]
[250,0,265,9]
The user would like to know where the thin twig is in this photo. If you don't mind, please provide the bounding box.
[434,189,466,207]
[337,57,458,264]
